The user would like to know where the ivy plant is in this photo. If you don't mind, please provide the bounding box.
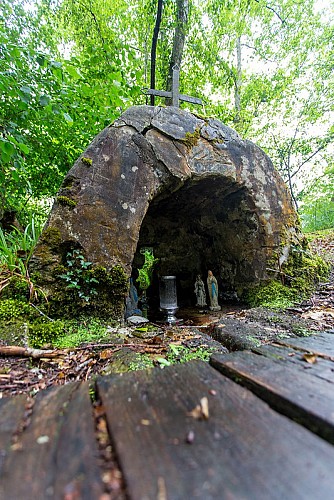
[58,249,99,303]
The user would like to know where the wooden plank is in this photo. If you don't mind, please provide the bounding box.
[98,361,334,500]
[1,382,104,499]
[0,395,28,459]
[253,344,334,383]
[145,88,203,105]
[276,331,334,357]
[0,396,29,499]
[211,351,334,444]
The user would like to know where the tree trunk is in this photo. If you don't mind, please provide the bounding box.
[234,36,242,123]
[150,0,164,106]
[165,0,189,104]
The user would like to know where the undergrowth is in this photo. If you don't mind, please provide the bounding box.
[0,217,42,300]
[52,318,111,348]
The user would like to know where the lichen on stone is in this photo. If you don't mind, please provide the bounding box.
[81,156,93,167]
[56,195,77,208]
[181,128,200,149]
[40,227,62,249]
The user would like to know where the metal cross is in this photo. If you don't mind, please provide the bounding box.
[144,65,202,107]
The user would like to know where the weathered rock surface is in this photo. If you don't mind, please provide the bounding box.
[30,105,304,317]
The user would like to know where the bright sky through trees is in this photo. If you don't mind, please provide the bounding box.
[0,0,333,228]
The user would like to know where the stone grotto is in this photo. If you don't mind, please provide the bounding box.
[30,105,305,318]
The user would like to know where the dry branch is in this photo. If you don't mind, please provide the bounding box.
[0,345,65,359]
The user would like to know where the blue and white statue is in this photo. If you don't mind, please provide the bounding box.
[207,270,221,311]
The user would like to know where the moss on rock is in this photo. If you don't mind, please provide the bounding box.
[28,319,65,348]
[40,227,62,249]
[48,261,128,320]
[181,128,201,149]
[0,299,31,321]
[81,156,93,167]
[56,196,77,208]
[245,245,329,309]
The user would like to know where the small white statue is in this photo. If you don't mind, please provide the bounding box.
[207,270,221,311]
[194,275,207,308]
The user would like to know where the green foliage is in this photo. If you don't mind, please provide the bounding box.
[0,217,42,299]
[53,317,111,348]
[245,280,295,309]
[51,259,128,319]
[299,165,334,232]
[136,249,159,291]
[0,298,30,321]
[28,319,65,348]
[157,343,214,367]
[58,249,99,303]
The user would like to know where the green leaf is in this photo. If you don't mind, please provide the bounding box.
[65,65,82,80]
[11,169,20,182]
[0,140,15,155]
[51,67,63,82]
[20,85,32,94]
[39,94,50,106]
[63,112,74,125]
[36,55,46,67]
[17,143,30,154]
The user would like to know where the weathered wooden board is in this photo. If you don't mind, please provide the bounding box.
[276,331,334,357]
[0,395,29,499]
[253,344,334,383]
[1,382,104,500]
[0,395,28,459]
[98,360,334,500]
[211,351,334,444]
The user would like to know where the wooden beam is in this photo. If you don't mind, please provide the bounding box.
[145,88,202,105]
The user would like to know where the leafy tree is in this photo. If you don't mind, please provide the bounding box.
[0,0,332,226]
[299,163,334,232]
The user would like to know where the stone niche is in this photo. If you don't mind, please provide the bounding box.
[30,105,303,317]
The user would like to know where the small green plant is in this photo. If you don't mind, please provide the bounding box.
[128,354,154,371]
[136,249,158,291]
[291,325,312,337]
[0,298,31,320]
[157,344,214,367]
[28,319,65,348]
[53,318,110,348]
[58,249,99,303]
[0,217,42,300]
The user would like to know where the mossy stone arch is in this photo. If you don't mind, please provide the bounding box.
[30,106,303,317]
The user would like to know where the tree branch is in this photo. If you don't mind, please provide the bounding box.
[254,0,286,25]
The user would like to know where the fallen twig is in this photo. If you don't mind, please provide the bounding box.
[0,345,66,359]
